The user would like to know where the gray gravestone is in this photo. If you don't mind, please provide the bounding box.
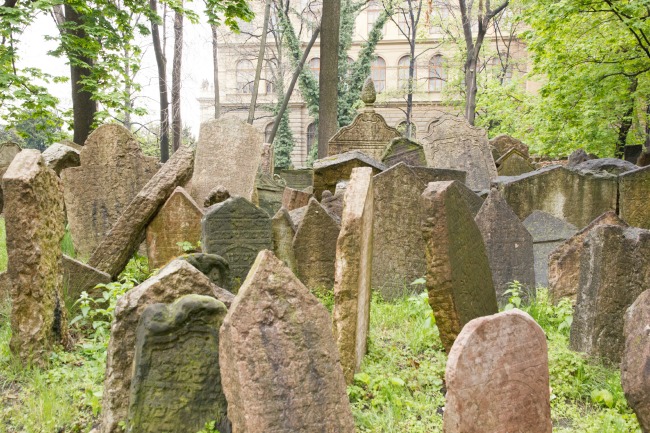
[381,137,427,167]
[313,150,385,200]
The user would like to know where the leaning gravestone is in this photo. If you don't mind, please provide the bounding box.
[62,255,111,302]
[219,250,355,433]
[333,168,374,384]
[570,225,650,364]
[191,116,263,203]
[127,295,229,433]
[271,208,297,273]
[3,150,69,365]
[420,113,497,191]
[313,150,385,200]
[0,141,21,212]
[201,196,272,289]
[621,290,650,432]
[61,124,159,258]
[420,181,498,352]
[444,309,552,433]
[381,137,427,167]
[178,253,230,289]
[475,189,535,306]
[496,148,535,177]
[619,165,650,229]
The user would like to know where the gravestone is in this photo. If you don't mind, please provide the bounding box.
[204,185,230,208]
[62,255,111,302]
[444,309,552,433]
[313,150,385,200]
[178,253,230,289]
[3,150,69,365]
[191,116,263,203]
[475,189,535,306]
[496,148,535,177]
[381,137,427,167]
[201,196,272,288]
[282,186,311,211]
[146,186,203,269]
[333,168,374,384]
[42,143,80,175]
[293,198,340,292]
[255,172,286,217]
[619,165,650,229]
[219,250,355,433]
[624,145,643,164]
[420,181,498,352]
[320,188,345,225]
[127,295,229,433]
[61,124,159,258]
[0,141,21,212]
[420,113,497,190]
[570,225,650,364]
[489,134,530,159]
[621,290,650,432]
[572,158,637,175]
[276,168,313,190]
[271,208,297,273]
[548,211,627,304]
[101,260,234,433]
[409,165,467,185]
[259,142,274,175]
[567,148,597,166]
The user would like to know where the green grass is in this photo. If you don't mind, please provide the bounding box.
[0,218,7,272]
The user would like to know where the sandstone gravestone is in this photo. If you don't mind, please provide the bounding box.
[548,211,627,304]
[420,113,497,190]
[42,143,80,175]
[259,142,274,175]
[619,165,650,229]
[145,186,203,269]
[219,250,355,433]
[277,168,313,190]
[0,141,21,212]
[420,181,498,352]
[271,208,297,273]
[101,260,234,433]
[191,116,263,203]
[489,134,530,159]
[570,225,650,364]
[409,165,467,185]
[293,198,340,292]
[61,124,159,258]
[621,290,650,432]
[321,188,345,225]
[3,150,69,365]
[523,211,577,288]
[333,168,373,384]
[496,148,535,177]
[381,137,427,167]
[62,255,111,302]
[127,295,229,433]
[475,189,535,306]
[282,186,311,211]
[444,309,552,433]
[313,150,385,200]
[178,253,231,289]
[201,196,272,288]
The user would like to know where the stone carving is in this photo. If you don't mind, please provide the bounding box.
[204,185,230,208]
[619,165,650,229]
[381,137,427,167]
[313,150,385,200]
[271,208,297,273]
[42,143,80,175]
[496,148,535,177]
[282,186,312,211]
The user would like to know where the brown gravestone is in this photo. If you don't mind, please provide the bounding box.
[420,181,498,352]
[619,165,650,229]
[381,137,427,167]
[0,141,21,212]
[282,186,312,211]
[313,150,385,200]
[496,148,535,177]
[42,143,80,175]
[489,134,530,159]
[333,167,373,384]
[271,208,297,273]
[62,255,111,302]
[219,250,355,433]
[444,309,552,433]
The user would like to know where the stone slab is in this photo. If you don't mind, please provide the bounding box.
[619,165,650,229]
[313,151,385,200]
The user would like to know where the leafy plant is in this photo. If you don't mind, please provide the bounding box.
[195,420,222,433]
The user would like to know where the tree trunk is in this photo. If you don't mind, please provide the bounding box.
[248,0,272,125]
[318,0,341,158]
[464,52,479,125]
[172,3,183,152]
[123,46,132,130]
[150,0,170,162]
[212,25,221,119]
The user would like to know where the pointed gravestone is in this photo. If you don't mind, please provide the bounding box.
[381,137,427,167]
[271,208,297,273]
[420,181,498,352]
[201,196,272,289]
[619,165,650,229]
[313,150,385,200]
[496,148,535,177]
[146,186,203,269]
[127,295,229,433]
[0,141,21,212]
[191,116,263,204]
[475,189,535,306]
[489,134,530,159]
[444,309,552,433]
[61,124,159,258]
[219,250,355,433]
[333,168,374,384]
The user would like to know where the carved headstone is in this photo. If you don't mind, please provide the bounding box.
[444,309,552,433]
[619,165,650,229]
[0,141,21,212]
[327,108,400,161]
[282,186,312,211]
[219,250,355,433]
[271,208,297,273]
[313,150,385,200]
[489,134,530,159]
[496,148,535,177]
[381,137,426,167]
[408,165,467,185]
[178,253,230,289]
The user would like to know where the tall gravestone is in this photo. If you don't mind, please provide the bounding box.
[201,196,272,289]
[420,181,498,352]
[444,309,552,433]
[127,295,229,433]
[313,150,385,200]
[61,124,159,258]
[0,141,21,212]
[3,150,69,365]
[219,250,355,433]
[271,208,297,273]
[619,165,650,229]
[333,167,374,384]
[191,116,263,203]
[475,189,535,306]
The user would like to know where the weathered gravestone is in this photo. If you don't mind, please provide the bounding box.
[313,150,385,200]
[191,116,263,203]
[570,225,650,364]
[0,141,21,212]
[259,142,274,175]
[619,165,650,229]
[420,113,497,190]
[201,196,272,289]
[271,208,297,273]
[62,255,111,302]
[127,295,229,433]
[496,148,535,177]
[293,198,340,292]
[420,181,498,352]
[255,172,286,217]
[621,290,650,432]
[408,165,467,185]
[61,124,159,258]
[321,188,345,225]
[146,186,203,269]
[282,186,311,211]
[333,168,374,384]
[523,211,577,288]
[219,250,355,433]
[444,309,552,433]
[548,211,627,304]
[178,253,230,289]
[489,134,530,160]
[475,189,535,307]
[204,185,230,208]
[3,150,69,365]
[101,260,234,433]
[277,168,313,190]
[571,158,637,175]
[42,143,80,175]
[381,137,427,167]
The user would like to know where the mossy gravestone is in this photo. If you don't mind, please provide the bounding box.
[619,165,650,229]
[127,295,229,433]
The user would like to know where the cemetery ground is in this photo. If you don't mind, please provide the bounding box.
[0,219,641,432]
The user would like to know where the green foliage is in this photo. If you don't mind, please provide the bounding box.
[176,240,201,254]
[195,420,222,433]
[61,224,76,259]
[273,102,295,169]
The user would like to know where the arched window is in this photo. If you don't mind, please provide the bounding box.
[306,122,317,154]
[371,57,386,92]
[428,55,445,92]
[398,56,414,89]
[265,123,274,144]
[236,60,255,93]
[308,57,320,82]
[397,121,417,138]
[367,1,383,35]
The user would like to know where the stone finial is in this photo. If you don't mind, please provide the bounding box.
[361,77,376,107]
